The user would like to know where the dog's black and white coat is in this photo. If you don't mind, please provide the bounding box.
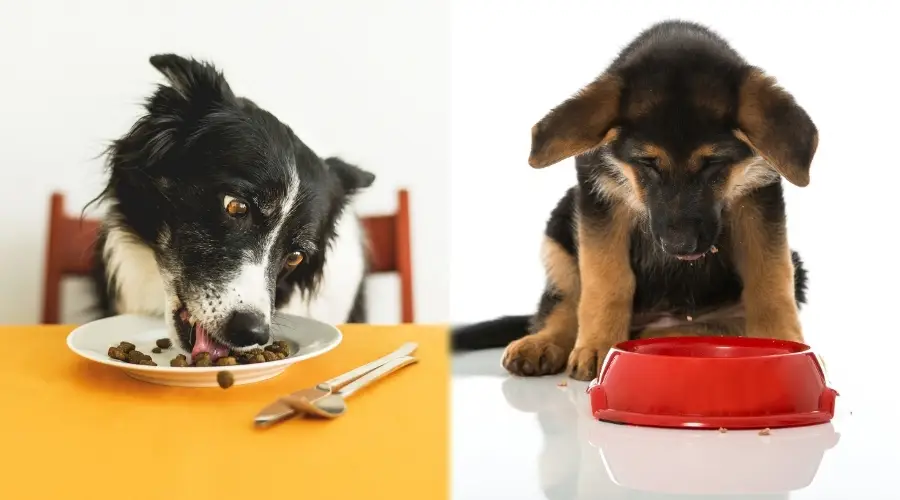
[90,54,375,355]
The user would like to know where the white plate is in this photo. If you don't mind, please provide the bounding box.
[66,313,342,387]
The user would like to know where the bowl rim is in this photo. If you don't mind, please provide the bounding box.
[610,336,813,360]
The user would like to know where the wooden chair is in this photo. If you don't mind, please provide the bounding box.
[361,189,415,323]
[41,193,101,324]
[41,189,415,324]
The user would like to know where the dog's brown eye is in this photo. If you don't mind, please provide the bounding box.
[285,251,304,267]
[633,157,660,173]
[223,195,248,218]
[703,157,730,170]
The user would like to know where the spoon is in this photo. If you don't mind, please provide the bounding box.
[280,355,418,419]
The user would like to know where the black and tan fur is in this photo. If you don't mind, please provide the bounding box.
[452,20,816,381]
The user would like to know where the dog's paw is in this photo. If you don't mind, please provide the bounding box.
[502,336,570,376]
[566,345,610,381]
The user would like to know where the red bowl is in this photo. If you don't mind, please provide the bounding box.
[588,336,838,429]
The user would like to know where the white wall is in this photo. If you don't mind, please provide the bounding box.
[450,0,900,401]
[0,0,450,325]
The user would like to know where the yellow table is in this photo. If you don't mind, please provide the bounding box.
[0,325,448,500]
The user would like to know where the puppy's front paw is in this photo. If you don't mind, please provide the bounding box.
[566,345,610,381]
[502,336,570,376]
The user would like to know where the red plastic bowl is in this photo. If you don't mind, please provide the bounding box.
[588,336,838,429]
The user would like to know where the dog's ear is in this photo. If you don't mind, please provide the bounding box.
[529,75,621,168]
[149,54,235,103]
[736,68,818,187]
[326,157,376,194]
[106,55,238,178]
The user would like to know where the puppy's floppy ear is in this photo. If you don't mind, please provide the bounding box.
[736,68,818,187]
[326,157,376,194]
[529,75,621,168]
[148,53,235,103]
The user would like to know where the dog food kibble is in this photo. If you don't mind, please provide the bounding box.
[237,354,255,364]
[108,347,128,361]
[265,342,291,358]
[237,353,263,364]
[127,350,150,364]
[718,427,728,433]
[108,339,292,368]
[170,357,189,367]
[215,356,238,366]
[758,428,771,436]
[217,371,234,389]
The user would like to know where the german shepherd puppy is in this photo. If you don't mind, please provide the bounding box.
[452,20,816,381]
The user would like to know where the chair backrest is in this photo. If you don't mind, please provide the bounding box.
[361,189,414,323]
[41,193,101,324]
[41,189,414,324]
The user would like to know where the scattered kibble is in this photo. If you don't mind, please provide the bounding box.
[151,347,162,354]
[758,428,771,436]
[718,427,727,433]
[217,371,234,389]
[557,380,568,387]
[156,338,172,349]
[118,342,136,354]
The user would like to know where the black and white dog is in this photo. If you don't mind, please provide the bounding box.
[90,54,375,359]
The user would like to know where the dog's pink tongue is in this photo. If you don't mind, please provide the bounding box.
[191,325,230,361]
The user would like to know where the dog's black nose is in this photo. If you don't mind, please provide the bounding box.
[660,230,698,255]
[225,311,270,346]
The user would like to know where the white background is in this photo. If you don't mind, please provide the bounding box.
[0,0,450,325]
[449,0,900,398]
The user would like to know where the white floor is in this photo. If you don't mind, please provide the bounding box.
[452,348,900,500]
